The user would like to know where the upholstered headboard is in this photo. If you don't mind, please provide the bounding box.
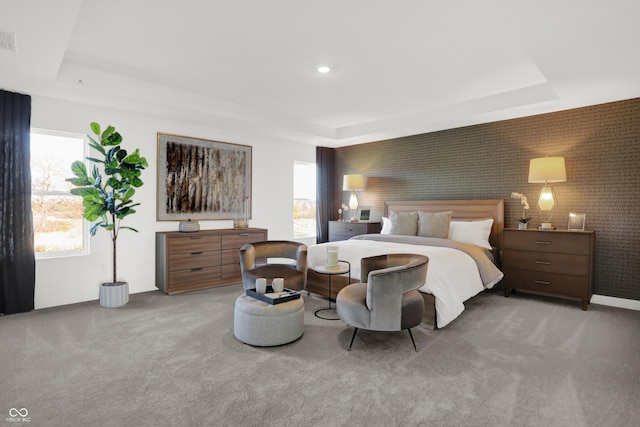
[383,199,504,250]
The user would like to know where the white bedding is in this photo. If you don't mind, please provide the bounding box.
[308,239,502,328]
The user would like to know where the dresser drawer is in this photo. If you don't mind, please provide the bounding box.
[503,268,590,299]
[329,221,381,241]
[169,251,220,271]
[330,222,367,235]
[221,263,241,280]
[169,235,221,254]
[503,250,590,276]
[221,231,267,250]
[503,230,591,255]
[169,266,222,288]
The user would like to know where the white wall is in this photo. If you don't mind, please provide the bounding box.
[31,96,316,309]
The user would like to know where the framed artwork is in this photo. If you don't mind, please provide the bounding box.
[568,213,586,231]
[157,133,252,221]
[359,206,372,221]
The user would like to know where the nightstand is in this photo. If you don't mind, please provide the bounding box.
[502,228,595,310]
[328,221,382,242]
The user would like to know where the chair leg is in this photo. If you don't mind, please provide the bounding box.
[348,327,359,351]
[407,328,418,352]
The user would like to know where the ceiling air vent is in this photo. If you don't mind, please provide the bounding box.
[0,29,17,52]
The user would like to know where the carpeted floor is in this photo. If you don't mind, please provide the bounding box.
[2,284,639,427]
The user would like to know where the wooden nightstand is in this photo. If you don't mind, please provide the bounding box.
[328,221,382,242]
[502,228,595,310]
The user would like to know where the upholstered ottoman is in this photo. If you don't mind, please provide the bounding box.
[234,295,304,346]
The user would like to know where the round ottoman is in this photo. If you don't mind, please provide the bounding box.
[234,295,304,346]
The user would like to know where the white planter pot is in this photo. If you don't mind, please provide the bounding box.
[99,282,129,308]
[518,223,528,230]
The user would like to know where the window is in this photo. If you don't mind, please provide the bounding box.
[293,161,316,238]
[30,129,88,258]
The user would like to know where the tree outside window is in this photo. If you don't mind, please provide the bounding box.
[31,130,88,258]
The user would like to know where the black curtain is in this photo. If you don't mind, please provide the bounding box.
[315,146,334,243]
[0,89,35,314]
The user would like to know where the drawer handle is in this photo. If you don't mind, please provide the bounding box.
[239,233,250,237]
[534,261,551,265]
[191,267,203,272]
[534,280,551,285]
[535,241,552,245]
[190,236,202,240]
[191,251,203,255]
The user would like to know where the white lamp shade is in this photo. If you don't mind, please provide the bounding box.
[343,174,364,191]
[528,157,567,183]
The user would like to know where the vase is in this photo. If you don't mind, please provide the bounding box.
[518,223,528,230]
[99,281,129,308]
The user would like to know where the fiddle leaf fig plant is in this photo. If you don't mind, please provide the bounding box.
[68,122,148,283]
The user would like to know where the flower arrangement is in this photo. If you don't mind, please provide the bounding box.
[509,192,531,223]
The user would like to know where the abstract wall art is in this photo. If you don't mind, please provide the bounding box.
[157,133,252,221]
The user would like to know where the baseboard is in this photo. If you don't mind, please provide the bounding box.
[591,294,640,311]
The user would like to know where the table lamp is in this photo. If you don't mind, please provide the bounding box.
[528,157,566,230]
[343,174,364,220]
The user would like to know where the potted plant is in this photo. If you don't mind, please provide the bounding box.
[509,192,531,229]
[68,122,148,307]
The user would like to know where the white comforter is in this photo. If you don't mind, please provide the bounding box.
[308,238,502,328]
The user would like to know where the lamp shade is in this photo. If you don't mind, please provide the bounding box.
[342,174,364,191]
[528,157,567,183]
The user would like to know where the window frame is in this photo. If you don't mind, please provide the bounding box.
[31,128,90,259]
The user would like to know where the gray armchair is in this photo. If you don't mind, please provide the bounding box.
[336,254,429,351]
[239,241,308,291]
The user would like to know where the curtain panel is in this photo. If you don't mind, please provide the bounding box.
[0,89,35,314]
[315,146,334,243]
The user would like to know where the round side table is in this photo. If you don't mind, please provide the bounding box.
[313,261,350,320]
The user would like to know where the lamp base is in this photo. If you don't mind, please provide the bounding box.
[539,222,554,230]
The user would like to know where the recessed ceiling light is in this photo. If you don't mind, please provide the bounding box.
[317,66,331,74]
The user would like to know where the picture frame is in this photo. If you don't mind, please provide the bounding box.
[568,213,586,231]
[157,133,252,221]
[359,206,372,221]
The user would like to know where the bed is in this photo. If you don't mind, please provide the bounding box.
[306,199,504,329]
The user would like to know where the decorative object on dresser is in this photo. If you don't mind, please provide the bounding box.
[502,228,595,310]
[155,228,267,293]
[156,133,252,222]
[528,156,567,230]
[509,192,531,229]
[568,213,586,231]
[342,174,364,220]
[178,218,200,232]
[328,220,382,242]
[358,206,372,221]
[68,122,148,308]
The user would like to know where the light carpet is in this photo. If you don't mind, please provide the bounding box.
[1,284,639,427]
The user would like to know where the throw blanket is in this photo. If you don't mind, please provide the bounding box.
[308,235,504,327]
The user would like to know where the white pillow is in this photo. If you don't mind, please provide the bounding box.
[448,218,493,250]
[381,217,392,234]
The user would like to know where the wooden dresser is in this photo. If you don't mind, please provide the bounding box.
[502,228,595,310]
[156,228,267,293]
[328,221,382,241]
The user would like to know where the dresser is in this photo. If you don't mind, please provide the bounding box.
[156,228,267,293]
[328,221,382,242]
[502,228,595,310]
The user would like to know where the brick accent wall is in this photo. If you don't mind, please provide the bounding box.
[333,98,640,300]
